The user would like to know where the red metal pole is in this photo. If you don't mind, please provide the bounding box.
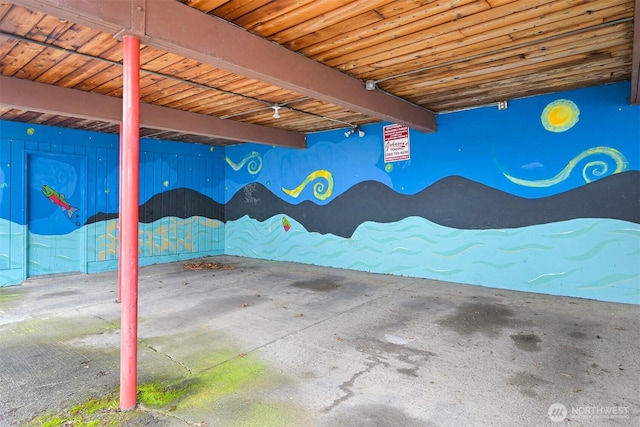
[119,34,140,411]
[117,123,122,304]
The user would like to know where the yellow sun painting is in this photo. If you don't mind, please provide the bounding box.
[541,99,580,132]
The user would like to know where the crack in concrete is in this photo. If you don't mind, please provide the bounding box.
[144,343,193,375]
[89,313,119,328]
[137,404,207,426]
[136,344,214,425]
[249,293,391,354]
[323,357,385,413]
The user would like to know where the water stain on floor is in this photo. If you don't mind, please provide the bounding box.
[291,276,343,292]
[510,333,542,352]
[352,337,437,382]
[568,331,588,339]
[319,403,432,427]
[505,371,551,398]
[438,301,517,337]
[36,290,81,299]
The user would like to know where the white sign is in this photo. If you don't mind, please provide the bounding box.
[383,124,410,162]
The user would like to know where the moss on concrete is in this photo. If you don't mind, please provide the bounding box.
[238,401,297,427]
[194,354,266,400]
[21,351,298,426]
[24,391,135,427]
[0,292,20,309]
[10,315,120,346]
[140,351,273,409]
[137,378,190,408]
[16,316,300,425]
[175,353,306,425]
[34,416,66,427]
[68,393,119,416]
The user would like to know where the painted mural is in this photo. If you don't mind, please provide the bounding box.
[0,81,638,305]
[26,152,85,276]
[223,81,640,304]
[0,163,8,269]
[0,124,225,284]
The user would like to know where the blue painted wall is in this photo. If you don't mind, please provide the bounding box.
[1,81,638,304]
[224,81,640,304]
[0,122,225,285]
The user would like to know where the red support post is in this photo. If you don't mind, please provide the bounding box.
[117,123,122,304]
[119,34,140,411]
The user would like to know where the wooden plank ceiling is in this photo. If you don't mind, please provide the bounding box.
[0,0,637,147]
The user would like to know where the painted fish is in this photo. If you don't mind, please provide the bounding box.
[282,216,291,232]
[42,185,78,218]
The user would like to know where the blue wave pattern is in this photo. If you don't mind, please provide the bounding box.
[85,216,225,271]
[226,216,640,304]
[0,218,14,270]
[0,217,225,284]
[27,231,85,276]
[0,220,25,286]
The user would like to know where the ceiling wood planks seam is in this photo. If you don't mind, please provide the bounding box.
[0,0,637,145]
[1,75,306,146]
[631,0,640,103]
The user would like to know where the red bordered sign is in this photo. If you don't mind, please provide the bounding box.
[383,124,410,163]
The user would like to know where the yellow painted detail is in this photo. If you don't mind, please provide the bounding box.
[504,146,628,187]
[96,216,221,260]
[282,169,334,200]
[225,151,262,174]
[541,99,579,132]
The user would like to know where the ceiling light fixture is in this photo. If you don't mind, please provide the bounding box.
[344,126,365,138]
[364,80,377,91]
[272,105,281,119]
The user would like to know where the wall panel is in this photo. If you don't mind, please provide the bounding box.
[0,121,225,285]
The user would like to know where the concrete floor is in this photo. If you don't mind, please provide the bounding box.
[0,256,638,426]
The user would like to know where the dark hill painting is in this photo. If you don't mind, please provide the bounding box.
[226,171,639,237]
[88,171,640,239]
[86,188,224,224]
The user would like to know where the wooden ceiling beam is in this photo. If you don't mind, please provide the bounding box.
[631,0,640,104]
[7,0,437,133]
[0,76,306,147]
